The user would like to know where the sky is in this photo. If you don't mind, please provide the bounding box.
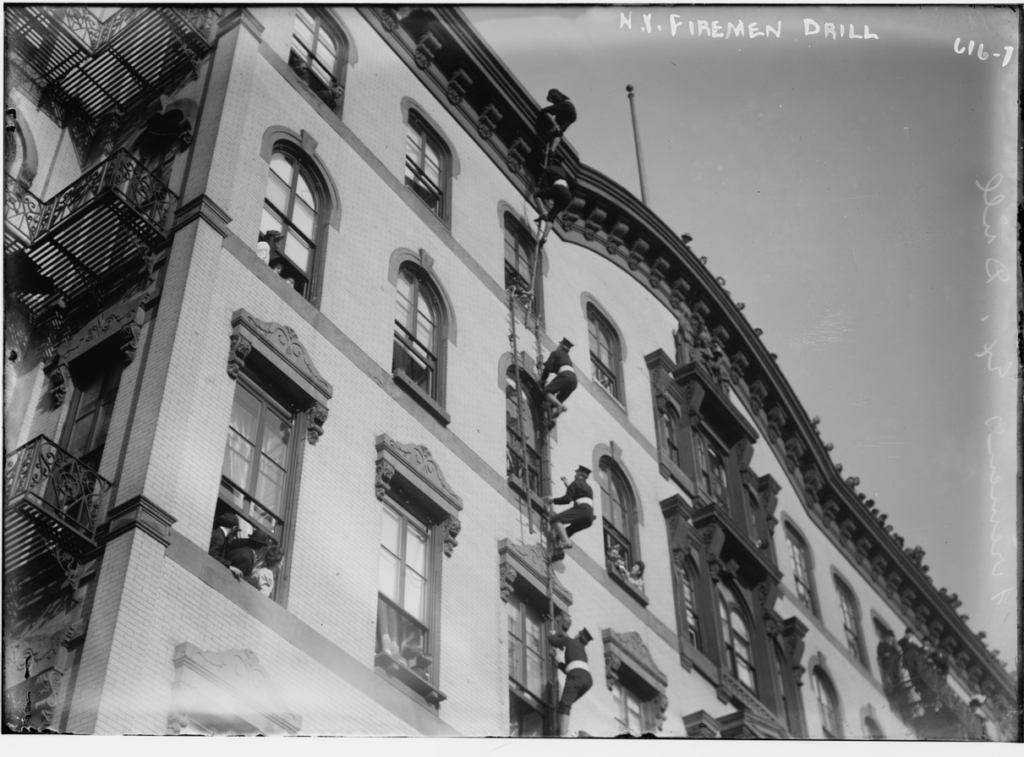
[464,5,1020,676]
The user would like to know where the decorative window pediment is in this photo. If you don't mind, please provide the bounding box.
[167,643,301,735]
[498,538,572,612]
[673,362,758,448]
[375,433,462,529]
[48,284,156,406]
[602,629,668,731]
[227,309,332,444]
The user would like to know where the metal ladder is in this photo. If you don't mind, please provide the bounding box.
[505,221,563,734]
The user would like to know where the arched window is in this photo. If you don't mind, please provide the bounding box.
[812,668,842,738]
[405,111,449,220]
[680,558,702,650]
[695,432,728,507]
[289,8,348,112]
[785,524,816,612]
[506,369,544,499]
[393,265,444,402]
[260,149,323,300]
[864,716,884,740]
[718,584,756,692]
[600,458,640,585]
[660,405,681,469]
[835,577,865,664]
[587,304,622,401]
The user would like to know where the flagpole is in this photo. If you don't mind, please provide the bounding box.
[626,84,650,206]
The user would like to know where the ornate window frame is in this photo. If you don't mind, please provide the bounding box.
[582,296,627,407]
[498,538,572,737]
[286,7,353,117]
[387,248,455,424]
[602,629,669,734]
[832,568,869,669]
[401,98,459,225]
[809,654,845,739]
[782,516,820,618]
[592,445,647,606]
[258,126,341,307]
[373,434,462,709]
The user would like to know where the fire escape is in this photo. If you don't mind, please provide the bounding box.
[878,636,988,740]
[4,7,216,333]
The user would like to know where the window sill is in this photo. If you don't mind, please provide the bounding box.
[507,475,547,513]
[679,638,719,684]
[375,651,447,707]
[607,566,650,607]
[393,369,450,426]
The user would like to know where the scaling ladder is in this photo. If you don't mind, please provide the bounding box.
[506,224,564,732]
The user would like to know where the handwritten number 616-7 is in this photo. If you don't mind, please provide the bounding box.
[955,38,1015,66]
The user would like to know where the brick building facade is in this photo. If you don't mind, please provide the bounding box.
[4,7,1017,738]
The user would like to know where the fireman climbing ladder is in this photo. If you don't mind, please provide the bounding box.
[506,217,564,733]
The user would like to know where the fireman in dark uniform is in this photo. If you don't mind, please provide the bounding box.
[548,622,594,737]
[544,465,595,551]
[537,88,577,155]
[533,158,574,242]
[540,337,577,418]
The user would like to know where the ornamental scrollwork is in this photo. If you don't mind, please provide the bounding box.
[306,402,329,445]
[49,363,72,407]
[374,460,395,501]
[226,333,251,380]
[604,650,622,689]
[442,516,461,557]
[499,564,517,602]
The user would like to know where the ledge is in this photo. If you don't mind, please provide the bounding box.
[679,638,720,684]
[375,651,447,708]
[393,369,451,426]
[607,566,650,608]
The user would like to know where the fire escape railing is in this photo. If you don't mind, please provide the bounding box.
[3,150,177,320]
[6,6,218,164]
[878,639,985,740]
[4,435,112,555]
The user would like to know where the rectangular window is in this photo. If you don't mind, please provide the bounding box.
[377,501,434,683]
[611,680,651,735]
[507,594,550,736]
[219,380,295,544]
[64,360,124,472]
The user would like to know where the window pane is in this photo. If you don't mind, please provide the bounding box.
[222,429,255,486]
[415,294,436,347]
[378,549,399,599]
[297,7,315,27]
[255,459,286,513]
[270,153,293,184]
[396,272,414,328]
[295,173,316,210]
[319,31,336,56]
[293,20,314,50]
[403,569,425,620]
[405,524,427,575]
[260,207,283,236]
[283,232,310,273]
[260,411,290,467]
[292,197,316,239]
[380,506,401,554]
[627,694,642,733]
[526,648,543,696]
[265,173,290,213]
[67,409,97,459]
